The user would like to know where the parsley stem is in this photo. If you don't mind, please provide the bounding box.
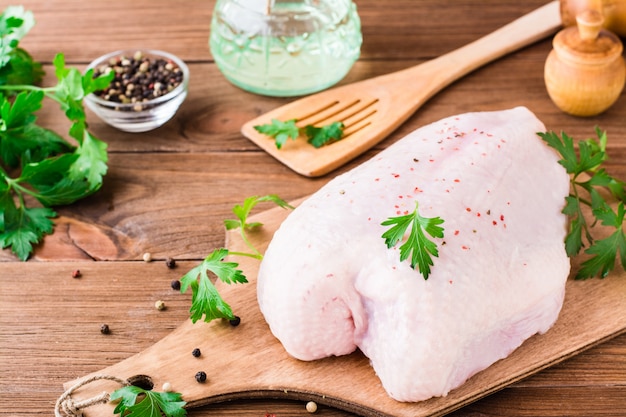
[227,250,263,260]
[570,182,592,238]
[0,84,65,107]
[5,177,28,211]
[0,84,55,93]
[238,228,263,258]
[5,175,41,200]
[571,193,592,208]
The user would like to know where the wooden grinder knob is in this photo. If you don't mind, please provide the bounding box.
[559,0,626,37]
[576,9,604,40]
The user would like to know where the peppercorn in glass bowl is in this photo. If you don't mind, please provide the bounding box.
[84,49,189,133]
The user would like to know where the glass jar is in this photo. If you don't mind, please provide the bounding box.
[209,0,362,97]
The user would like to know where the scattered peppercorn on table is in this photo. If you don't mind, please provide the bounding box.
[1,1,626,417]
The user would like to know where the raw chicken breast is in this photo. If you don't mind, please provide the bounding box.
[257,107,570,402]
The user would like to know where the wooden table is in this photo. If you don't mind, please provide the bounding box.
[2,1,625,416]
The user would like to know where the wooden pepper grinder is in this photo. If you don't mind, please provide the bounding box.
[544,9,625,116]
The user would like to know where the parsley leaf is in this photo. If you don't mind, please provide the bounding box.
[180,248,247,322]
[225,194,292,231]
[381,201,445,279]
[0,46,44,86]
[110,385,186,417]
[0,6,43,87]
[1,87,41,125]
[224,194,293,257]
[0,91,73,167]
[305,121,345,148]
[538,129,626,280]
[180,195,293,323]
[69,129,108,189]
[253,118,299,149]
[0,185,55,261]
[253,119,345,149]
[0,6,35,61]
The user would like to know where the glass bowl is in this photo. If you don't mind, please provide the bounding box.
[84,49,189,133]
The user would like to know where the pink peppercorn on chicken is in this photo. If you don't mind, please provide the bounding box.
[257,107,570,402]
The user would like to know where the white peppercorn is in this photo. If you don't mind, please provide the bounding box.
[306,401,317,413]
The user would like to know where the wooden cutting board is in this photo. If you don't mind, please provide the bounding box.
[65,200,626,417]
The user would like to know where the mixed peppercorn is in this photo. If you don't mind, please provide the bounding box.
[165,257,177,269]
[195,371,207,383]
[92,51,184,112]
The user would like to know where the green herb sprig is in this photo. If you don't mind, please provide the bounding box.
[539,128,626,279]
[0,6,113,260]
[381,201,445,279]
[110,385,186,417]
[180,195,292,323]
[254,118,345,149]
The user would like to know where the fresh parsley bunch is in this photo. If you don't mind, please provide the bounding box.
[539,129,626,279]
[0,6,113,260]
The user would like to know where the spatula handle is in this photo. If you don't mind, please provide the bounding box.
[410,1,562,87]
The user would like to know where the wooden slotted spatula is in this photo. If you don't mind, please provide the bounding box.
[241,1,562,177]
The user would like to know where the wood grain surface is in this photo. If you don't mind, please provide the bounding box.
[61,201,626,417]
[2,1,626,416]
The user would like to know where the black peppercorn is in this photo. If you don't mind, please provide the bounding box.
[229,316,241,327]
[195,371,207,383]
[170,280,181,291]
[71,269,81,278]
[100,324,110,334]
[192,348,201,358]
[165,257,177,269]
